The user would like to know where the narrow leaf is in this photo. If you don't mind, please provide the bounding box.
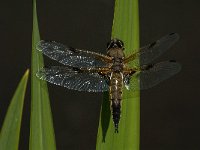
[0,70,29,150]
[96,0,140,149]
[29,0,56,149]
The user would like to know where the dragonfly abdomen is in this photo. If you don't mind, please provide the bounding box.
[109,72,123,133]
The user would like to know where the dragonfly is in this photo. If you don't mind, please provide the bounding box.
[36,33,181,133]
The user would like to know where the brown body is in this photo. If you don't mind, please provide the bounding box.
[107,46,126,133]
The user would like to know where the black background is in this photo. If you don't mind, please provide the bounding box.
[0,0,200,150]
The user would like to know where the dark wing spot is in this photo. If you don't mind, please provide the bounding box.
[142,64,154,70]
[169,60,176,62]
[72,67,82,72]
[169,33,175,35]
[69,47,79,53]
[148,41,156,48]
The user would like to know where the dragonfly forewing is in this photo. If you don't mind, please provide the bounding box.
[36,40,112,68]
[124,33,180,66]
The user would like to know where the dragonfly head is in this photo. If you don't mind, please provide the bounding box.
[107,38,124,50]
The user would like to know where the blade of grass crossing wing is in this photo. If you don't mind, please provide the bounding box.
[0,70,29,150]
[96,0,140,149]
[29,0,56,150]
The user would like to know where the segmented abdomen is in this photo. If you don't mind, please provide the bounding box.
[109,72,123,132]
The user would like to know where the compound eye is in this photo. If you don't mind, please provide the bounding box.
[117,42,122,48]
[117,40,124,48]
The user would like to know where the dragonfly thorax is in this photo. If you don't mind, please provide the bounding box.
[111,63,123,73]
[111,57,124,73]
[107,48,125,59]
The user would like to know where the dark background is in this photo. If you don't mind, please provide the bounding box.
[0,0,199,150]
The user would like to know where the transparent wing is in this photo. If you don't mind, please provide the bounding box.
[128,61,181,91]
[36,41,112,68]
[36,66,109,92]
[125,33,180,66]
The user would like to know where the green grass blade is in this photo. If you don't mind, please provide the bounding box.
[96,0,140,149]
[29,0,56,149]
[0,70,29,150]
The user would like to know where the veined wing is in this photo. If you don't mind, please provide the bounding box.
[124,33,179,66]
[36,66,109,92]
[128,61,181,91]
[36,41,112,68]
